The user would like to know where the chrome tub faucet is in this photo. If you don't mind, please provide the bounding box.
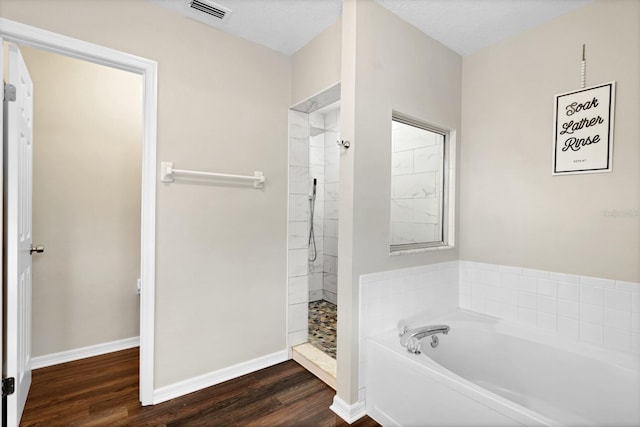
[399,324,450,354]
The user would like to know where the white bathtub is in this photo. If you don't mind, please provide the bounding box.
[365,310,640,426]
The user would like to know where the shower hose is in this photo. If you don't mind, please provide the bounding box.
[308,181,317,262]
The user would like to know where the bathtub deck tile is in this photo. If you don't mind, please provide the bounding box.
[558,316,580,339]
[460,261,640,357]
[604,327,631,352]
[472,295,487,313]
[537,312,557,332]
[558,299,579,319]
[518,291,537,310]
[581,303,604,325]
[616,281,640,292]
[537,279,557,297]
[460,280,472,293]
[501,304,518,321]
[632,312,640,334]
[518,276,537,293]
[580,276,615,289]
[471,283,487,299]
[581,286,604,306]
[631,333,640,354]
[486,285,501,300]
[537,295,557,315]
[633,293,640,313]
[521,268,550,279]
[550,272,580,284]
[501,273,519,290]
[486,299,501,317]
[485,270,501,287]
[500,288,518,305]
[518,307,537,325]
[460,292,472,309]
[471,268,487,284]
[604,289,632,312]
[604,309,631,330]
[580,322,604,345]
[557,282,579,301]
[498,265,522,275]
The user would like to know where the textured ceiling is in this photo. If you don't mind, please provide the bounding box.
[150,0,342,55]
[376,0,593,56]
[150,0,593,56]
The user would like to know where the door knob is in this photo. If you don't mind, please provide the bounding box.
[30,244,44,255]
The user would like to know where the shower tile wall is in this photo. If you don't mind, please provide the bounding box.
[308,112,325,302]
[289,105,340,347]
[288,110,310,347]
[308,107,340,305]
[322,107,340,304]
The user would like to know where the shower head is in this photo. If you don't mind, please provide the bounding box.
[310,178,317,198]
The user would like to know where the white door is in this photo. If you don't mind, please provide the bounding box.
[0,36,4,426]
[4,43,34,427]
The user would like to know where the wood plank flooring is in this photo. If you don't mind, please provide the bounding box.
[20,348,380,426]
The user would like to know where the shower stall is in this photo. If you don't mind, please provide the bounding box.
[287,84,341,361]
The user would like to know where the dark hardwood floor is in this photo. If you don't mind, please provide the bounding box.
[21,348,380,426]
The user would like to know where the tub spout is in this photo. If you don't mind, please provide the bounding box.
[399,324,450,354]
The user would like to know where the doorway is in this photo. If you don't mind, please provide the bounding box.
[0,18,158,425]
[20,44,142,365]
[287,83,341,388]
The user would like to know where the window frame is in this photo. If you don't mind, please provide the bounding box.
[389,113,454,254]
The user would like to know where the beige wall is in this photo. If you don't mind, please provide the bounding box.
[291,18,342,106]
[19,46,142,356]
[460,0,639,282]
[7,0,633,411]
[1,0,290,388]
[338,0,462,403]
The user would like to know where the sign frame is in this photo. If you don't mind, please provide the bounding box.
[552,81,616,175]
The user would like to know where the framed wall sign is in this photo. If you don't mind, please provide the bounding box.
[553,82,616,175]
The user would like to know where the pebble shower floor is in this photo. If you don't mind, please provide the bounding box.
[308,300,337,358]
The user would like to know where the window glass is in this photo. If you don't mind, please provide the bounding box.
[390,117,446,250]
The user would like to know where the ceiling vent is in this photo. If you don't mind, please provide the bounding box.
[186,0,232,22]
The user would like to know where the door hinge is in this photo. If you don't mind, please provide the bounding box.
[2,377,15,398]
[3,83,16,102]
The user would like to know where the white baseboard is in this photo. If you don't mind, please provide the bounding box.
[31,336,140,370]
[153,349,288,404]
[330,395,367,424]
